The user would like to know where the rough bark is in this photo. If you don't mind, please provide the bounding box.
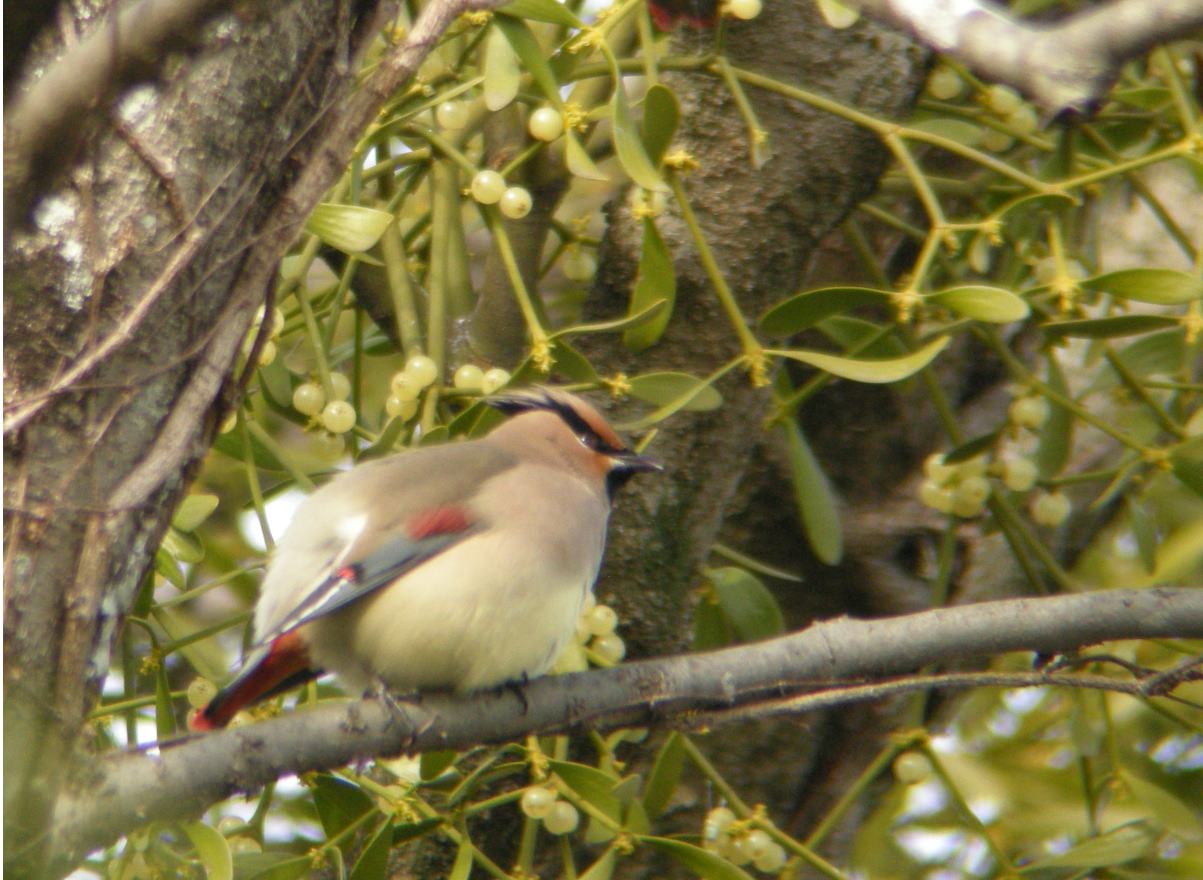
[3,2,395,874]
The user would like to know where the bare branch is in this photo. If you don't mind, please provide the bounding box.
[855,0,1203,113]
[51,587,1203,869]
[4,0,249,224]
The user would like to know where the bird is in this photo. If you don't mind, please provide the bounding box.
[190,388,660,730]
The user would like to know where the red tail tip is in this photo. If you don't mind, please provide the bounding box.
[188,707,219,732]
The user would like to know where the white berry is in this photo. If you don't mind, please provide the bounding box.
[481,367,511,395]
[390,371,422,401]
[499,186,532,219]
[520,787,557,819]
[584,604,618,636]
[321,400,356,434]
[893,751,932,785]
[186,678,217,709]
[592,634,626,664]
[1002,457,1038,492]
[471,170,506,205]
[1009,396,1050,429]
[543,801,579,834]
[1032,490,1071,526]
[561,247,597,282]
[310,431,345,462]
[384,395,418,421]
[292,382,326,416]
[436,100,469,130]
[927,66,963,101]
[405,354,439,388]
[726,0,762,20]
[753,842,787,873]
[453,364,485,391]
[328,371,351,401]
[529,107,565,142]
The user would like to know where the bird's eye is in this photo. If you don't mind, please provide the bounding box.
[576,433,593,449]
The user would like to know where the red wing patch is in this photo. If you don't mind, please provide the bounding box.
[405,505,473,540]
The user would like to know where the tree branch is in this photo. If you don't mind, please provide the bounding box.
[855,0,1203,114]
[52,587,1203,869]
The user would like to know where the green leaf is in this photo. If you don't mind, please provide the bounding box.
[624,218,676,351]
[183,822,233,880]
[1043,314,1179,339]
[244,854,313,880]
[944,429,1001,464]
[1035,353,1073,478]
[306,204,394,255]
[760,287,891,336]
[1126,499,1158,574]
[771,335,950,384]
[162,527,204,565]
[618,363,736,431]
[640,85,680,167]
[420,750,458,781]
[482,24,521,111]
[611,79,668,191]
[549,760,622,824]
[554,298,668,338]
[312,774,374,842]
[706,566,785,642]
[578,847,617,880]
[624,797,651,834]
[1170,443,1203,499]
[817,316,905,357]
[1084,328,1186,398]
[565,130,609,181]
[550,339,601,383]
[155,546,185,589]
[627,372,722,412]
[643,836,757,880]
[927,286,1029,323]
[172,494,220,532]
[783,421,842,564]
[643,733,686,819]
[494,16,560,106]
[1081,268,1203,304]
[693,593,731,650]
[349,820,393,880]
[155,660,176,739]
[498,0,583,27]
[908,118,982,146]
[448,840,474,880]
[1121,769,1203,840]
[1019,823,1157,871]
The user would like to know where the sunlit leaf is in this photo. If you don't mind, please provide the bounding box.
[349,819,393,880]
[1035,352,1073,478]
[771,335,950,383]
[565,131,609,181]
[549,760,622,825]
[627,372,722,411]
[312,774,374,841]
[927,286,1029,323]
[483,23,521,110]
[420,750,457,781]
[1019,822,1157,871]
[1121,768,1203,841]
[783,421,842,564]
[1081,268,1203,305]
[183,822,233,880]
[499,0,583,27]
[624,218,675,351]
[306,204,394,255]
[172,494,220,532]
[494,16,560,105]
[611,79,668,191]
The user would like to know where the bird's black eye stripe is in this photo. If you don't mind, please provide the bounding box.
[490,389,627,454]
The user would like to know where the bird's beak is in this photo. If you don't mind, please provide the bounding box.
[612,451,663,475]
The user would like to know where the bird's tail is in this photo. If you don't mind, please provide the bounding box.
[189,630,319,731]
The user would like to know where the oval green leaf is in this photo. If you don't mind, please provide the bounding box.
[306,204,393,255]
[707,566,785,642]
[483,24,521,110]
[628,372,722,412]
[172,494,219,533]
[760,286,891,336]
[783,421,842,564]
[565,130,609,181]
[1035,353,1073,478]
[643,836,757,880]
[611,81,668,191]
[1081,268,1203,304]
[1020,822,1157,871]
[771,335,950,384]
[642,732,686,819]
[498,0,583,27]
[183,822,233,880]
[494,16,560,105]
[928,286,1029,323]
[349,820,393,880]
[624,218,676,351]
[640,84,680,167]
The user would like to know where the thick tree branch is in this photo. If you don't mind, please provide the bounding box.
[855,0,1203,113]
[4,0,250,224]
[51,587,1202,869]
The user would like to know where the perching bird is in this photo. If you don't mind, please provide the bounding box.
[191,388,659,730]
